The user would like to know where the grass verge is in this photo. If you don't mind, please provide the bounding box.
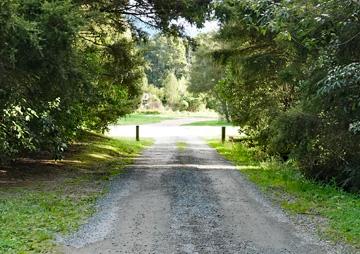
[117,113,173,125]
[0,132,152,254]
[209,140,360,249]
[117,111,220,126]
[182,120,232,126]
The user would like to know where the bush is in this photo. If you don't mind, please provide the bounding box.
[184,96,204,112]
[0,103,38,162]
[268,109,320,160]
[178,100,189,111]
[0,0,143,161]
[269,108,360,192]
[0,98,69,162]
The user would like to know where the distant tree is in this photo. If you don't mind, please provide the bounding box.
[163,72,180,109]
[189,34,224,94]
[188,34,230,119]
[141,35,189,87]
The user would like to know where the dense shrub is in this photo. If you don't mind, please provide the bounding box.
[267,62,360,191]
[203,0,360,190]
[268,109,320,161]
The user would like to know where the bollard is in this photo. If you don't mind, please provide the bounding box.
[136,125,140,141]
[221,126,226,144]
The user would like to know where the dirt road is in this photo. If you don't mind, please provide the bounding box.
[60,119,340,254]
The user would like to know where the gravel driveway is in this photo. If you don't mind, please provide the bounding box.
[60,119,344,254]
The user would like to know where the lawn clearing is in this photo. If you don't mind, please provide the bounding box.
[209,140,360,249]
[0,133,152,254]
[182,119,232,126]
[117,113,174,125]
[117,111,220,126]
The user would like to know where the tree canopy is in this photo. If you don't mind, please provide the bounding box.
[189,0,360,190]
[141,35,189,88]
[1,0,359,191]
[0,0,212,161]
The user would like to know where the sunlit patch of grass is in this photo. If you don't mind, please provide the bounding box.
[176,141,187,151]
[89,153,113,159]
[209,140,360,248]
[0,132,152,253]
[117,113,173,125]
[183,120,233,126]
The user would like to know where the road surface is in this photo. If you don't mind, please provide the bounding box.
[60,118,345,254]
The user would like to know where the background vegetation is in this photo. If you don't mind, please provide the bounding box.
[140,34,206,112]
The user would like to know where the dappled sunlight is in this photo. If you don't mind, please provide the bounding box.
[236,165,262,170]
[135,145,214,151]
[58,160,83,164]
[108,121,241,140]
[88,153,114,160]
[95,144,123,153]
[126,164,238,170]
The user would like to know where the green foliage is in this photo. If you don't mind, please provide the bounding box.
[0,105,34,161]
[182,95,204,112]
[0,0,211,162]
[197,0,360,190]
[142,82,164,101]
[140,35,207,112]
[189,34,224,94]
[141,35,189,88]
[189,34,228,116]
[163,72,181,108]
[210,141,360,248]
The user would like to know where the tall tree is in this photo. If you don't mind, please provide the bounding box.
[163,72,180,108]
[141,35,189,87]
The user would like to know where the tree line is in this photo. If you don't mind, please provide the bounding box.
[1,0,359,191]
[189,0,360,191]
[140,35,204,112]
[0,0,211,161]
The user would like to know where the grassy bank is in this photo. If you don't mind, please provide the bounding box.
[209,141,360,248]
[0,133,151,253]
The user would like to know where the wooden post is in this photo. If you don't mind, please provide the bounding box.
[136,125,140,141]
[222,126,226,144]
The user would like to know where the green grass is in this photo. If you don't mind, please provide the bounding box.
[0,133,152,254]
[182,119,232,126]
[176,141,187,151]
[117,113,174,125]
[164,111,218,118]
[117,111,221,126]
[209,140,360,248]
